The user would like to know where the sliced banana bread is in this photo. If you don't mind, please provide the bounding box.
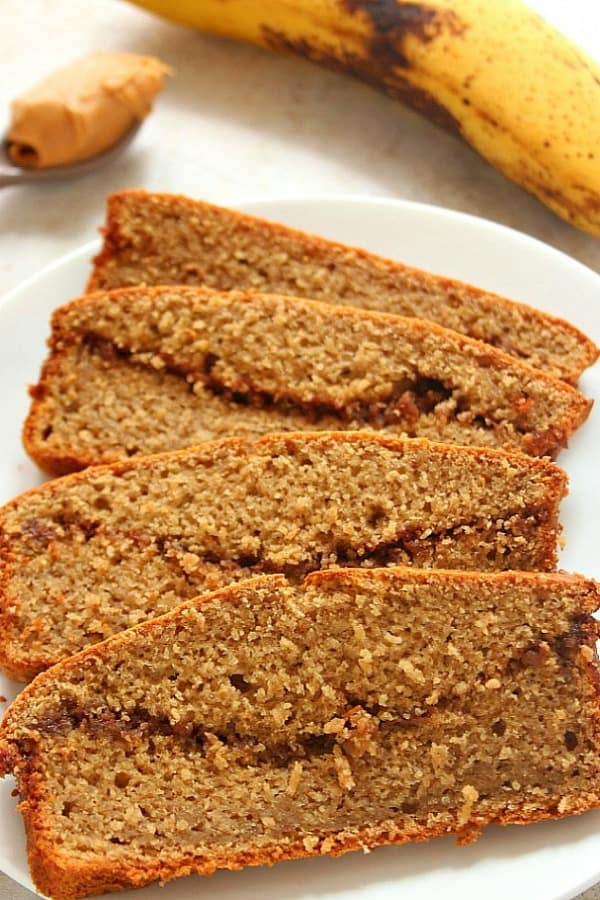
[24,286,591,475]
[0,432,567,680]
[88,190,599,383]
[1,568,599,900]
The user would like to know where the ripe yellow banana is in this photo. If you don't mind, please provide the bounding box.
[130,0,600,236]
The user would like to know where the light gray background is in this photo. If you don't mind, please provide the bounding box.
[1,0,599,897]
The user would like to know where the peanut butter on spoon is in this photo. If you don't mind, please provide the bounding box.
[7,52,170,168]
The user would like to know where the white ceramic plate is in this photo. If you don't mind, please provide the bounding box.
[0,196,599,900]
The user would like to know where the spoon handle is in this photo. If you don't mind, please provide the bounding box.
[0,121,143,185]
[0,170,27,187]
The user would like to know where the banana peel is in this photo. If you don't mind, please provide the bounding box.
[129,0,600,236]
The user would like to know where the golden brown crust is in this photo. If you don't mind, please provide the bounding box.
[22,284,593,474]
[20,805,600,900]
[22,336,99,476]
[88,190,599,384]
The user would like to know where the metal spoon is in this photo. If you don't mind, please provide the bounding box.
[0,121,142,187]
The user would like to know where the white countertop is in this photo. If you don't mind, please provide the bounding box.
[1,1,599,898]
[1,0,599,297]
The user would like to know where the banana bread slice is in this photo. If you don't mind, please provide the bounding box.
[88,190,599,383]
[24,286,591,475]
[1,568,599,900]
[0,432,567,680]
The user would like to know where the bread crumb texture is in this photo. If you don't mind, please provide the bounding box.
[88,190,598,383]
[1,568,599,899]
[0,433,566,679]
[24,286,592,473]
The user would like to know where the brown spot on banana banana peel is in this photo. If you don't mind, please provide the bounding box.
[125,0,600,235]
[263,26,459,134]
[263,3,465,134]
[343,1,466,69]
[260,1,600,236]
